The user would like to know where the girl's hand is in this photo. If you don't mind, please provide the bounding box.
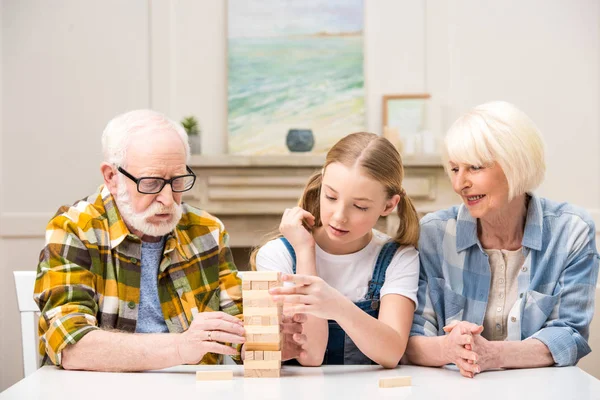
[270,274,349,320]
[279,207,315,251]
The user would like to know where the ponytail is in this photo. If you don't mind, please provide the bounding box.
[249,170,323,270]
[393,193,420,248]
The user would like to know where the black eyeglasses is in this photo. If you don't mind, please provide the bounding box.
[117,166,196,194]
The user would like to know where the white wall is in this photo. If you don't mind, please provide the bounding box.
[1,0,599,391]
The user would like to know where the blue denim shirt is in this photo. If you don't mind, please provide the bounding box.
[411,194,599,366]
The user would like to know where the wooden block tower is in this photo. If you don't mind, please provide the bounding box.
[242,271,283,378]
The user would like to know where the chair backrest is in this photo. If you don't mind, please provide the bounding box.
[13,271,40,377]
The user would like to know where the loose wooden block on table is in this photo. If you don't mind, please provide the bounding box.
[195,370,233,381]
[378,376,411,388]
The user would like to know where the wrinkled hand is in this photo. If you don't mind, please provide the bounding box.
[441,320,482,378]
[279,207,315,250]
[177,311,245,365]
[280,313,308,361]
[270,274,348,320]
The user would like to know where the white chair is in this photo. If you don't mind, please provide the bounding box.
[13,270,40,377]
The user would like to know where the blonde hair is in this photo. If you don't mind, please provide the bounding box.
[444,101,545,200]
[250,132,420,269]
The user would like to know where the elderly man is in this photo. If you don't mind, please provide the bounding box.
[34,110,306,371]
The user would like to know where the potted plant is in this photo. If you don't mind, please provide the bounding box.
[181,116,201,154]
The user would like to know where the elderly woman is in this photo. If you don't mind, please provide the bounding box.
[406,101,599,378]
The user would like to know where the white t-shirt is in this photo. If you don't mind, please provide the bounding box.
[255,229,419,308]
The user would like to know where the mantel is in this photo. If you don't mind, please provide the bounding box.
[184,154,456,248]
[189,154,444,168]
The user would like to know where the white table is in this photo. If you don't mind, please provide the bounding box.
[1,364,599,399]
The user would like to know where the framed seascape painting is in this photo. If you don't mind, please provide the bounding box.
[228,0,365,154]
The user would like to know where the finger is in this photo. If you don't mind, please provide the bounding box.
[196,311,244,325]
[455,357,478,374]
[269,285,309,295]
[459,367,474,379]
[458,348,478,363]
[205,331,246,344]
[272,294,311,305]
[443,320,460,333]
[454,333,473,346]
[292,333,308,345]
[203,342,239,356]
[281,274,317,285]
[194,318,246,335]
[292,313,308,323]
[471,325,484,335]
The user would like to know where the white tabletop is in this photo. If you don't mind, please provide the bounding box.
[1,364,599,399]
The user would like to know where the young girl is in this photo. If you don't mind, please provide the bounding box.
[251,132,420,368]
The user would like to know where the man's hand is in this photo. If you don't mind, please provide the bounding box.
[177,311,246,365]
[281,313,308,361]
[441,320,481,378]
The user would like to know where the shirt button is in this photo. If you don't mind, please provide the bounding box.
[496,323,501,330]
[128,301,136,309]
[500,265,505,270]
[496,306,502,312]
[130,257,138,264]
[499,293,504,299]
[511,316,517,322]
[519,293,524,298]
[521,267,528,272]
[499,279,505,284]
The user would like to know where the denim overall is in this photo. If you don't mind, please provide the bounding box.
[280,237,399,365]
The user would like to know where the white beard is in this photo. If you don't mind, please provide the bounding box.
[114,176,183,238]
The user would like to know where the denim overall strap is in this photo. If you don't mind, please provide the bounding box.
[365,241,400,311]
[280,237,297,272]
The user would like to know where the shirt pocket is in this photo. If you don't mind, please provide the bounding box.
[521,288,561,338]
[430,277,467,326]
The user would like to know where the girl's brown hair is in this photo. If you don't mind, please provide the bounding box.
[249,132,420,269]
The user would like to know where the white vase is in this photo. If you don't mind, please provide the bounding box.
[189,135,201,154]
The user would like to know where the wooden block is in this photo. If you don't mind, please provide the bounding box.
[244,360,281,369]
[256,333,280,343]
[245,342,281,351]
[246,334,255,342]
[254,351,263,360]
[244,350,254,361]
[269,315,280,325]
[245,325,279,335]
[379,376,411,388]
[264,351,282,361]
[195,370,233,381]
[242,281,251,290]
[244,369,281,378]
[243,290,271,299]
[243,307,280,316]
[252,281,269,290]
[242,271,281,282]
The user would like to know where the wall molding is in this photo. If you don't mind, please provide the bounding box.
[2,209,599,239]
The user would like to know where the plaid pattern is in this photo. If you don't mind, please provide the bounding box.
[34,185,243,366]
[411,194,599,366]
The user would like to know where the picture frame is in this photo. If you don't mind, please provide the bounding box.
[382,93,431,155]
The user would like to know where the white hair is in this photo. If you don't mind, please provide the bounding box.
[444,101,545,201]
[102,109,190,167]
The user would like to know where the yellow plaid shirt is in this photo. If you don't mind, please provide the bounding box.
[34,185,243,366]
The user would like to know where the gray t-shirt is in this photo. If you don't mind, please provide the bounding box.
[135,237,169,333]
